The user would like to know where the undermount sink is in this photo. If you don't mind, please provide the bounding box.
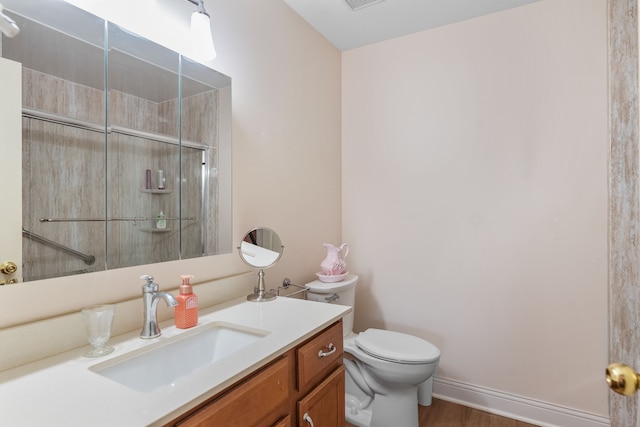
[90,322,270,393]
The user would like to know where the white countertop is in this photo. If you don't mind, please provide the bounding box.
[0,296,350,426]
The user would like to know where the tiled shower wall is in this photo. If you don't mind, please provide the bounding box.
[21,68,218,281]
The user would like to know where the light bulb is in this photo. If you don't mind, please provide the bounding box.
[0,5,19,38]
[190,10,216,61]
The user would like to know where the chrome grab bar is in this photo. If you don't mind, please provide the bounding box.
[22,228,96,265]
[40,217,146,222]
[23,108,206,149]
[39,217,196,222]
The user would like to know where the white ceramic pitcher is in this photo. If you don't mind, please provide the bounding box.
[320,243,349,275]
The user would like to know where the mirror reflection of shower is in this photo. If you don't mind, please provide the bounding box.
[1,3,232,282]
[0,4,19,38]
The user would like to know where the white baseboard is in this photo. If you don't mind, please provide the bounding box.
[433,377,610,427]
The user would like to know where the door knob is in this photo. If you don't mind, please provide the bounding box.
[606,363,640,396]
[0,261,17,275]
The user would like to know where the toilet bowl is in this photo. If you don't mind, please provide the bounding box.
[306,274,440,427]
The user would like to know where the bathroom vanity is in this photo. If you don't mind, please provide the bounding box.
[168,320,345,426]
[0,297,349,426]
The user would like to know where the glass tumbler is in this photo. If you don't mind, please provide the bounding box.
[81,304,116,357]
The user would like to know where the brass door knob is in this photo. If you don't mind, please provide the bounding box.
[606,363,640,396]
[0,261,17,275]
[0,278,18,286]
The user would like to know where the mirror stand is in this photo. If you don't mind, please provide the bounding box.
[238,227,283,303]
[247,269,276,302]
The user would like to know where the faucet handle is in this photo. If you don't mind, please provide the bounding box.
[140,275,157,291]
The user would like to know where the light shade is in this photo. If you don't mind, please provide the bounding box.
[191,9,216,61]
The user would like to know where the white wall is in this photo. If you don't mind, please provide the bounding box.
[0,59,21,283]
[342,0,608,419]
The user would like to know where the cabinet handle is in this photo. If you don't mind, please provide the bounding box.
[303,412,315,427]
[318,343,336,358]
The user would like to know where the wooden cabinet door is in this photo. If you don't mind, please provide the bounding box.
[297,366,345,427]
[177,357,290,427]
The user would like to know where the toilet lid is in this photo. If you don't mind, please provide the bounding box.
[306,274,358,294]
[355,329,440,364]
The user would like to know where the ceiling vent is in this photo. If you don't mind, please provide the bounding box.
[344,0,385,11]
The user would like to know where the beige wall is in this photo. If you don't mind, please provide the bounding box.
[1,0,611,422]
[342,0,607,418]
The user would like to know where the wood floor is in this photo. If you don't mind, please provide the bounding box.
[346,398,540,427]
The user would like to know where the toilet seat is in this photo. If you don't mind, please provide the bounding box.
[355,329,440,364]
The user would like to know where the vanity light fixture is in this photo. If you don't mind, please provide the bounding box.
[0,4,19,38]
[186,0,216,61]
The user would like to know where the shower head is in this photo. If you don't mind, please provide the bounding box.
[0,4,19,38]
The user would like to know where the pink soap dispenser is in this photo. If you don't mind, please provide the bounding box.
[175,275,198,329]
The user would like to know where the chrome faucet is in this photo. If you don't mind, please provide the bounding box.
[139,275,178,339]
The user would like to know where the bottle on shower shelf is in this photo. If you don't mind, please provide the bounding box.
[157,170,165,190]
[156,210,166,229]
[145,169,152,189]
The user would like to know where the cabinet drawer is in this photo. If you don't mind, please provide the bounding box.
[297,321,343,392]
[177,356,290,427]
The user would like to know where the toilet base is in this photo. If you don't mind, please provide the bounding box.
[417,376,434,406]
[344,355,428,427]
[344,387,420,427]
[345,393,372,427]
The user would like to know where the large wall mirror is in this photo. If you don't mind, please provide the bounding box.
[0,1,232,283]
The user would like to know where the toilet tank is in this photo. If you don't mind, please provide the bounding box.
[306,274,357,337]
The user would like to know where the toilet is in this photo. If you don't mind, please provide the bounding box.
[306,274,440,427]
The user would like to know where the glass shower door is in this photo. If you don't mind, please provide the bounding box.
[106,22,181,269]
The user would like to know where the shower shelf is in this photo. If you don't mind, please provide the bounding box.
[139,227,173,233]
[139,189,172,194]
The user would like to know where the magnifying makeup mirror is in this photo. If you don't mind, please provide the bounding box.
[238,227,284,302]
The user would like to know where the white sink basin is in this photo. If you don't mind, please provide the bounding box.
[90,322,269,393]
